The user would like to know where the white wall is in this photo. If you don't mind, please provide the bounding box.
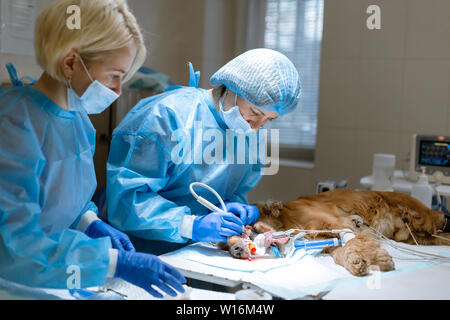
[3,0,448,204]
[247,0,450,202]
[0,0,53,84]
[127,0,206,86]
[0,0,243,86]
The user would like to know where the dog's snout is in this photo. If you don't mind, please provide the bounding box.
[231,243,249,259]
[232,244,243,256]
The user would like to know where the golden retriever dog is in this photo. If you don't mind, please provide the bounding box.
[221,189,450,276]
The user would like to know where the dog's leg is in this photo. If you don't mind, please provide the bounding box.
[253,221,275,234]
[328,230,394,276]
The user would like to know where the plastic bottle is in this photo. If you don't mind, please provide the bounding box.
[252,234,267,256]
[411,167,433,208]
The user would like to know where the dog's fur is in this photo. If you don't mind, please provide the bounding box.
[221,189,450,276]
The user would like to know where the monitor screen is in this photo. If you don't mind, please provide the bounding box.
[419,140,450,168]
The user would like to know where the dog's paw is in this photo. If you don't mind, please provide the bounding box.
[344,248,369,276]
[253,221,275,234]
[372,247,395,271]
[342,240,395,276]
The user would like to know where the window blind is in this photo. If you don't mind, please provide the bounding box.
[264,0,324,151]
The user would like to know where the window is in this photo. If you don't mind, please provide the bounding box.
[264,0,324,160]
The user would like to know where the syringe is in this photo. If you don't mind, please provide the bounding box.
[294,238,342,250]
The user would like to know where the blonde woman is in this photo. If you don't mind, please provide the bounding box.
[0,0,185,298]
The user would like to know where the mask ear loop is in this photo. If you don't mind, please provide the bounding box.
[220,90,239,112]
[65,55,92,90]
[220,90,231,111]
[78,55,94,83]
[65,78,72,108]
[222,89,229,104]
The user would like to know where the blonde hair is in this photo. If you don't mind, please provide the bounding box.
[34,0,146,83]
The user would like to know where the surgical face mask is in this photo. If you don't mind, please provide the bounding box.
[67,56,119,114]
[219,92,254,133]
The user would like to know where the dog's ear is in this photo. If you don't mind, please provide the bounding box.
[269,200,284,218]
[251,200,284,218]
[251,202,268,216]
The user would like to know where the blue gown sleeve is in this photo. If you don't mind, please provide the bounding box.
[107,132,191,243]
[0,120,111,289]
[70,201,99,230]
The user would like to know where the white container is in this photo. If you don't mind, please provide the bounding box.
[371,154,396,191]
[253,234,267,256]
[411,167,433,208]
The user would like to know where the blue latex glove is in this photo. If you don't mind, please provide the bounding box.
[85,220,135,252]
[115,250,186,298]
[192,212,244,242]
[225,202,260,225]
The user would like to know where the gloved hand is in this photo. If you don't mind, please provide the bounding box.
[225,202,260,225]
[85,220,135,252]
[192,212,244,242]
[115,250,186,298]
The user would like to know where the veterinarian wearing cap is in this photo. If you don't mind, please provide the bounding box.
[106,48,302,254]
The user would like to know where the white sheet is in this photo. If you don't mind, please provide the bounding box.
[162,242,315,273]
[1,242,448,300]
[161,242,450,300]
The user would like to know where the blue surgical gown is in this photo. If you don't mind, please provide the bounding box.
[106,86,264,248]
[0,85,111,288]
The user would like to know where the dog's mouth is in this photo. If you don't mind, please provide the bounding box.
[227,225,265,259]
[227,226,256,259]
[230,239,250,259]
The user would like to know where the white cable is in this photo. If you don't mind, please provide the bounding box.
[404,221,419,246]
[366,225,450,263]
[388,242,450,262]
[431,234,450,244]
[284,228,350,235]
[189,182,227,213]
[434,183,442,206]
[399,212,419,246]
